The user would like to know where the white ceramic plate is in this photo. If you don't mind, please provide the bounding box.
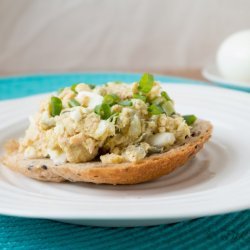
[202,63,250,90]
[0,84,249,227]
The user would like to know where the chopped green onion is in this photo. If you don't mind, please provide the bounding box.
[151,96,175,116]
[138,73,154,93]
[119,99,132,106]
[68,99,80,107]
[94,103,112,119]
[114,81,122,84]
[71,83,78,93]
[161,91,171,101]
[50,97,62,117]
[133,94,147,102]
[183,115,197,125]
[103,94,120,106]
[148,104,164,115]
[152,96,165,105]
[94,105,101,114]
[161,101,175,116]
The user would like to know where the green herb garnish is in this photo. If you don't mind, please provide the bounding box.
[119,99,132,106]
[138,73,154,93]
[183,115,197,125]
[161,91,171,101]
[161,101,175,116]
[151,95,175,116]
[103,94,120,106]
[148,104,164,115]
[133,94,147,102]
[68,99,80,107]
[94,103,112,119]
[152,96,165,105]
[50,97,62,117]
[71,83,78,93]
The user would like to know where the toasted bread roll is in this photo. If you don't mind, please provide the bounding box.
[1,120,212,185]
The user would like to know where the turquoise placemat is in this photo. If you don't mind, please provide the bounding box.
[0,72,249,249]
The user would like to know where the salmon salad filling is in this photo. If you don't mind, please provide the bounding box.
[19,74,197,165]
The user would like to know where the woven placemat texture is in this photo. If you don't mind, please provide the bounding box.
[0,73,249,249]
[0,211,249,250]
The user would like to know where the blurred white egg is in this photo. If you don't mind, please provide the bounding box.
[216,30,250,82]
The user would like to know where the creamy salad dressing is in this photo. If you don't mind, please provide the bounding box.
[19,74,195,165]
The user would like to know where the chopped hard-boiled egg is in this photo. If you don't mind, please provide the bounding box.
[76,91,103,109]
[94,120,115,140]
[47,149,67,165]
[24,146,37,159]
[147,132,175,148]
[70,107,82,122]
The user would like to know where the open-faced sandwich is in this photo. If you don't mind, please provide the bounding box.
[2,74,212,185]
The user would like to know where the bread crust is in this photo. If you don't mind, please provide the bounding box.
[1,120,212,185]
